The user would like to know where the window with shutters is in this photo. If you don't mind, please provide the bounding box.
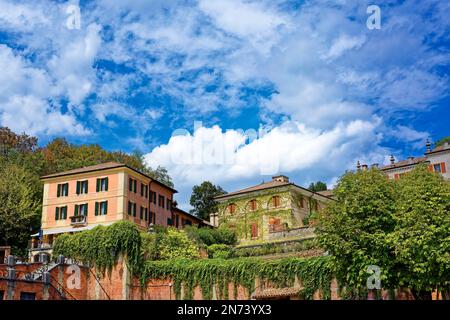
[228,203,236,214]
[57,183,69,197]
[96,178,108,192]
[95,201,108,216]
[140,206,144,219]
[77,203,88,216]
[433,163,442,173]
[248,199,257,211]
[76,180,88,195]
[272,196,281,208]
[55,206,68,220]
[144,208,148,221]
[129,177,137,193]
[159,195,165,207]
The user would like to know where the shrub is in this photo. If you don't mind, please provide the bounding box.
[185,226,237,246]
[207,244,233,259]
[158,227,200,260]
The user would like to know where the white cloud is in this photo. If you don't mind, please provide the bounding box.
[145,119,386,188]
[0,44,90,136]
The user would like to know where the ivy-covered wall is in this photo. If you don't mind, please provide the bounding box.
[216,186,328,243]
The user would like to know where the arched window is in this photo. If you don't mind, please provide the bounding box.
[228,203,236,214]
[248,199,257,211]
[272,196,281,208]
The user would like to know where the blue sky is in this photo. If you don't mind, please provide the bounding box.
[0,0,449,209]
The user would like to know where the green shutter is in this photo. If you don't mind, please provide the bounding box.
[74,204,79,216]
[105,178,109,191]
[95,202,99,216]
[104,201,108,215]
[85,181,88,193]
[63,206,67,219]
[57,184,61,197]
[96,179,100,192]
[55,207,60,220]
[85,204,88,216]
[76,181,80,195]
[129,178,132,191]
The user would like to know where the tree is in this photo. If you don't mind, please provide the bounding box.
[0,164,42,256]
[435,136,450,147]
[388,165,450,300]
[316,169,397,295]
[189,181,226,220]
[308,181,328,192]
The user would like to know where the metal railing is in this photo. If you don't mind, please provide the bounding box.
[70,215,87,226]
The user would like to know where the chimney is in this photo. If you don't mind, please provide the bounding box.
[272,175,289,183]
[426,139,431,153]
[408,156,414,163]
[390,155,395,165]
[356,160,361,170]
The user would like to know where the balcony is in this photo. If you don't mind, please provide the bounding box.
[70,215,87,227]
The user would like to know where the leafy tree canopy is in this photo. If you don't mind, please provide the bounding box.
[189,181,226,220]
[308,181,328,192]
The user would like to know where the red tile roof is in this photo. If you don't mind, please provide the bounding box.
[40,162,177,192]
[215,180,291,199]
[40,162,125,179]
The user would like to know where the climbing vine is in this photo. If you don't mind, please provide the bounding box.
[141,256,336,300]
[53,221,142,274]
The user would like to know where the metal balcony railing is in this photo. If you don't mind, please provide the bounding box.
[70,215,87,226]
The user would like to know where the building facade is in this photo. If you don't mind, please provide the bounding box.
[379,141,449,181]
[211,175,333,243]
[29,162,177,261]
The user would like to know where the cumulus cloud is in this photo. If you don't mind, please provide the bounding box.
[0,44,90,136]
[145,119,387,188]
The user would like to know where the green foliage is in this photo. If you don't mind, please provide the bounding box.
[435,136,450,147]
[308,181,328,192]
[388,165,450,298]
[206,244,233,259]
[0,163,42,256]
[141,256,335,300]
[316,165,450,297]
[234,239,318,258]
[53,221,142,273]
[158,227,200,260]
[316,168,397,289]
[185,226,237,246]
[189,181,226,220]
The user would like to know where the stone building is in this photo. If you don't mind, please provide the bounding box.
[211,175,333,243]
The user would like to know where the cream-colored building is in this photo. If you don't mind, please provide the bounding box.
[379,141,449,181]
